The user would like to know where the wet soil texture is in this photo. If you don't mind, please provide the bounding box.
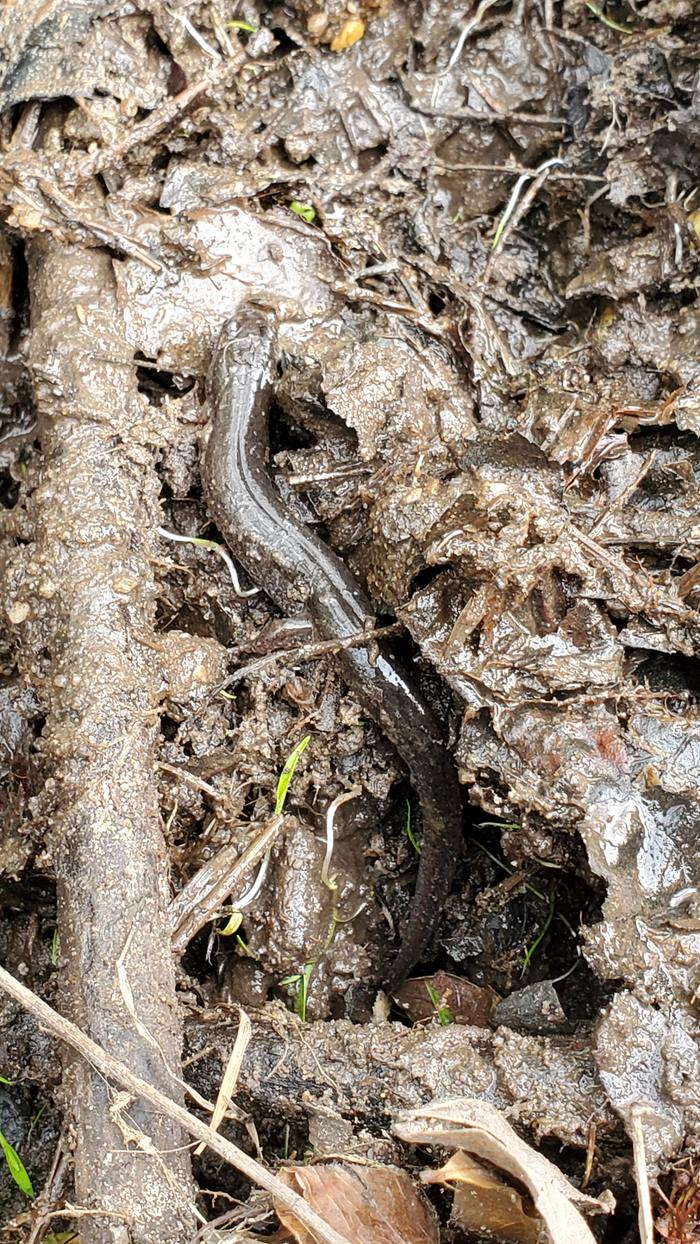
[0,1,699,1240]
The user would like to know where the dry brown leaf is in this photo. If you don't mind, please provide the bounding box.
[395,971,499,1026]
[274,1161,438,1244]
[423,1150,543,1244]
[393,1098,615,1244]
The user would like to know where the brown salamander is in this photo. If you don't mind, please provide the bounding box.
[202,306,463,987]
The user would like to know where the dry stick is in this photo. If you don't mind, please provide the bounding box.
[60,55,244,186]
[630,1105,654,1244]
[0,965,353,1244]
[225,622,402,686]
[170,816,284,953]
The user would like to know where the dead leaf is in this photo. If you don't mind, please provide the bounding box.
[395,970,499,1026]
[393,1099,615,1244]
[423,1150,543,1244]
[274,1162,438,1244]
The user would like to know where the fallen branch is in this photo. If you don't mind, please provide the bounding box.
[0,965,353,1244]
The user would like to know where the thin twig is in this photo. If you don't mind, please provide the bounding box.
[170,816,284,953]
[630,1105,654,1244]
[60,57,243,187]
[225,622,402,686]
[434,161,606,184]
[0,965,354,1244]
[158,761,223,801]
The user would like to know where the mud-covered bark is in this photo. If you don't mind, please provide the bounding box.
[186,1007,617,1154]
[22,243,195,1242]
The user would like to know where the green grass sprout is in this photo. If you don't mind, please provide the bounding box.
[217,741,311,937]
[0,1127,33,1197]
[585,2,634,32]
[405,798,421,854]
[477,840,547,903]
[27,1104,47,1143]
[219,913,243,937]
[279,961,315,1021]
[275,735,311,815]
[157,527,258,598]
[227,20,257,32]
[426,982,454,1026]
[289,201,316,223]
[522,891,556,975]
[324,900,368,949]
[0,1075,12,1085]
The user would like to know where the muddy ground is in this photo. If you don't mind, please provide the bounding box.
[0,0,699,1241]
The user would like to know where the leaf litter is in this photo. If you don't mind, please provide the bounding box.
[0,0,699,1240]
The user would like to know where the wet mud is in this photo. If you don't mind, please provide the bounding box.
[0,0,699,1239]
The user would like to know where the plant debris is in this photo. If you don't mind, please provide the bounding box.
[0,0,699,1238]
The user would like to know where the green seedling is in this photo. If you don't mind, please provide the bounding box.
[279,961,315,1022]
[585,1,634,32]
[426,982,454,1026]
[157,527,258,599]
[218,741,311,937]
[289,201,316,224]
[522,891,556,975]
[477,833,549,903]
[0,1127,33,1197]
[324,900,368,950]
[0,1075,12,1085]
[219,913,243,937]
[27,1104,46,1143]
[405,798,421,854]
[227,19,257,32]
[275,735,311,815]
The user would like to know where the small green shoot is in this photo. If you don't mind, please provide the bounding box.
[405,798,421,854]
[219,912,243,937]
[227,19,257,32]
[0,1127,33,1197]
[324,900,368,950]
[477,835,547,903]
[219,689,235,701]
[275,735,311,815]
[585,1,634,33]
[236,933,252,956]
[279,961,315,1022]
[522,891,556,975]
[289,201,316,224]
[426,982,454,1026]
[51,929,59,966]
[157,527,258,599]
[0,1075,12,1085]
[27,1103,47,1142]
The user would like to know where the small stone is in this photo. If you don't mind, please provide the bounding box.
[330,17,365,52]
[8,602,30,624]
[307,10,328,36]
